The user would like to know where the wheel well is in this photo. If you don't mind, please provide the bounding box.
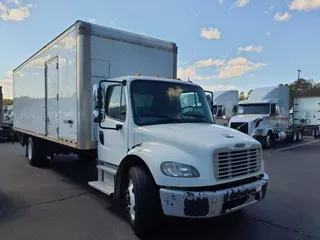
[114,155,156,201]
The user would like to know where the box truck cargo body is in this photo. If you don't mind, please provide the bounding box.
[13,20,177,154]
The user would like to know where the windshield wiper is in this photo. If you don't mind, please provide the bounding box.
[181,113,214,124]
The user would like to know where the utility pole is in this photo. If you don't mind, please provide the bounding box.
[297,69,301,80]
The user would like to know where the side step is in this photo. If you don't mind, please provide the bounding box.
[88,181,114,196]
[88,162,118,196]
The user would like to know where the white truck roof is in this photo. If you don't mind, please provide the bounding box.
[113,76,200,86]
[239,86,289,105]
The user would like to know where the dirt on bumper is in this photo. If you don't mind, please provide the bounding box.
[159,173,268,218]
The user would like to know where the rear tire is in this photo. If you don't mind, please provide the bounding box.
[26,137,49,167]
[312,129,316,138]
[316,128,320,138]
[297,131,302,142]
[291,131,297,142]
[125,166,160,236]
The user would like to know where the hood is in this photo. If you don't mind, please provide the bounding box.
[230,114,267,123]
[134,123,260,154]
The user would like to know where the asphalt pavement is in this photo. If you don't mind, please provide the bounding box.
[0,138,320,240]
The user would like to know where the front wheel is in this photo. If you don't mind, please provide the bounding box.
[263,132,272,149]
[125,166,160,236]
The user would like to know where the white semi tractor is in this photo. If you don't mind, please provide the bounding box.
[293,96,320,138]
[13,20,269,236]
[205,90,239,126]
[229,85,304,149]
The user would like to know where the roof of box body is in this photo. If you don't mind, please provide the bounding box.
[14,20,177,71]
[82,20,177,53]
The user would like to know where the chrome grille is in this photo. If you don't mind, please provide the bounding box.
[213,148,261,180]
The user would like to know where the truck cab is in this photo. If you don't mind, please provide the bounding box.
[229,86,302,149]
[90,75,269,235]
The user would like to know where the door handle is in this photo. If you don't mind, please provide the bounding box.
[63,120,74,124]
[116,124,123,130]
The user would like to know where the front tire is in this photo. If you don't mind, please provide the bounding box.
[125,166,160,236]
[263,132,272,149]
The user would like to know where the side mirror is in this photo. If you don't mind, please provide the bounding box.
[92,84,105,123]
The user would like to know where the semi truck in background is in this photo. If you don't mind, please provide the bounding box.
[205,90,238,126]
[293,96,320,138]
[12,20,269,236]
[229,85,305,149]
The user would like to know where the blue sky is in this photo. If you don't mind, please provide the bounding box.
[1,0,320,98]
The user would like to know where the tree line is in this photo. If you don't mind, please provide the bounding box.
[239,78,320,108]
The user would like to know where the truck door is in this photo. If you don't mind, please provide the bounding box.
[98,83,129,166]
[45,57,59,138]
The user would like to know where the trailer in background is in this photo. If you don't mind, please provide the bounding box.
[293,96,320,138]
[205,90,238,127]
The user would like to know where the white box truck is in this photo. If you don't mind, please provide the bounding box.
[293,96,320,138]
[229,85,305,149]
[205,90,239,127]
[13,20,269,236]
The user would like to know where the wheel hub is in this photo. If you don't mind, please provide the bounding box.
[27,142,32,161]
[127,179,136,221]
[266,135,271,146]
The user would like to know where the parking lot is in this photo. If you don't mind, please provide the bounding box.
[0,138,320,240]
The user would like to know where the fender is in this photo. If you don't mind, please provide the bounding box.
[116,141,213,190]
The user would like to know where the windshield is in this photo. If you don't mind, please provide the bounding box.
[130,80,214,126]
[238,104,270,115]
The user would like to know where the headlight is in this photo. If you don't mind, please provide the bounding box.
[160,162,200,178]
[254,129,264,136]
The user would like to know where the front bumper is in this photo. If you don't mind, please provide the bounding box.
[159,173,268,218]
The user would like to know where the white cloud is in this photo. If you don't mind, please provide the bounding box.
[195,58,226,67]
[233,0,250,7]
[177,56,266,81]
[177,66,216,81]
[264,31,271,36]
[201,84,237,92]
[238,45,263,54]
[217,57,266,79]
[5,70,12,78]
[289,0,320,11]
[265,6,275,14]
[274,12,292,21]
[88,17,96,23]
[200,27,221,40]
[0,79,13,98]
[0,0,33,21]
[219,0,223,4]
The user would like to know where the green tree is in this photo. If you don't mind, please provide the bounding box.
[239,92,246,100]
[3,99,13,106]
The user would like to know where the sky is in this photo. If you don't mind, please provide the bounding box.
[1,0,320,99]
